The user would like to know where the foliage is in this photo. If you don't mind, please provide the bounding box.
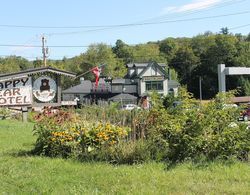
[220,27,230,35]
[112,39,134,63]
[32,108,130,158]
[159,38,179,62]
[130,43,165,63]
[32,108,76,156]
[32,89,250,164]
[90,140,152,164]
[1,120,250,195]
[0,108,11,119]
[0,56,32,74]
[0,108,21,120]
[1,32,250,98]
[147,89,250,162]
[76,104,135,126]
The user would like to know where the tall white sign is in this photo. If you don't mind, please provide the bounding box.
[0,77,32,106]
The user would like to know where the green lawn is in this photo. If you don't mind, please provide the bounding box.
[0,120,249,194]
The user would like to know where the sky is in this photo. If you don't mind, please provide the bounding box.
[0,0,249,60]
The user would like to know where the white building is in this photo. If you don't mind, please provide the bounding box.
[125,61,179,97]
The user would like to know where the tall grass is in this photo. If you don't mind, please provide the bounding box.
[0,120,249,194]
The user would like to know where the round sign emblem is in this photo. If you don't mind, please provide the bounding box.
[33,76,57,102]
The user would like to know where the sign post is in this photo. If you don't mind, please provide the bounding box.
[0,66,76,122]
[21,107,28,122]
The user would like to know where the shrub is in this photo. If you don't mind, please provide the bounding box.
[0,108,10,120]
[0,108,21,120]
[32,108,78,157]
[32,108,130,158]
[91,140,152,164]
[146,89,250,162]
[32,90,250,164]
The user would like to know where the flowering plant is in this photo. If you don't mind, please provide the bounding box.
[32,108,130,157]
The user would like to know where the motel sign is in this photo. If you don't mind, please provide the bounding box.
[0,77,32,106]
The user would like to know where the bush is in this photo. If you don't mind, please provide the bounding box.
[32,108,130,159]
[32,108,77,157]
[76,104,134,126]
[32,90,250,164]
[88,140,154,164]
[146,89,250,162]
[0,108,21,120]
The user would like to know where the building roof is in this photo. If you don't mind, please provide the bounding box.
[109,93,138,101]
[126,62,166,68]
[0,66,76,80]
[62,80,92,94]
[136,61,167,78]
[168,80,180,87]
[112,78,126,84]
[112,78,133,84]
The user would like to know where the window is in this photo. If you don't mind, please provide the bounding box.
[168,88,174,97]
[145,81,163,91]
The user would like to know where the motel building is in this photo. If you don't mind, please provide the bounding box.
[62,61,179,108]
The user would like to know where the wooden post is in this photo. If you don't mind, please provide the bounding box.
[22,107,28,122]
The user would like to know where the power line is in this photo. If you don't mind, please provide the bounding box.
[141,0,248,23]
[1,19,250,49]
[10,35,40,56]
[46,10,250,36]
[0,10,249,30]
[229,23,250,30]
[0,44,90,48]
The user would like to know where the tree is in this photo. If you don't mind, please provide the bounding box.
[0,56,31,74]
[191,34,216,58]
[170,46,199,85]
[220,27,229,35]
[82,43,126,79]
[192,35,239,98]
[159,38,179,62]
[130,43,165,63]
[246,33,250,42]
[33,58,43,68]
[112,39,133,63]
[234,41,250,66]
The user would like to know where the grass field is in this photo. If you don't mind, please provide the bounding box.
[0,120,249,194]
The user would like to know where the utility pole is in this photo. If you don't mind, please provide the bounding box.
[42,36,48,67]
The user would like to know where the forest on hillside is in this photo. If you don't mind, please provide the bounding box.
[1,30,250,99]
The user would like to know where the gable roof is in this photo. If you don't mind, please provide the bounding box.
[109,93,138,101]
[136,61,167,78]
[0,66,76,80]
[126,63,166,68]
[62,80,92,94]
[168,80,180,87]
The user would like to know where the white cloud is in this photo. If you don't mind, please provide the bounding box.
[162,0,223,14]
